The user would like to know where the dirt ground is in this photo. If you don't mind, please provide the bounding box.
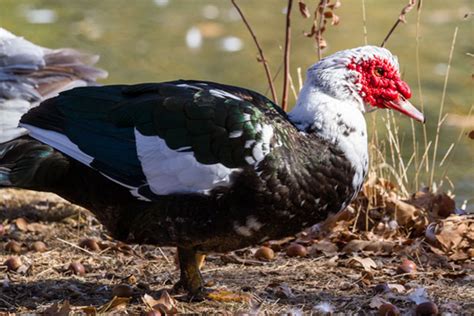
[0,188,473,315]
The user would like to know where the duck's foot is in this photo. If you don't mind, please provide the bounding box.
[172,247,207,301]
[172,247,250,302]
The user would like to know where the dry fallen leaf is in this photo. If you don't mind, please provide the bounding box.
[348,255,377,272]
[408,287,430,304]
[387,283,406,293]
[26,222,48,233]
[298,0,311,18]
[142,291,178,314]
[266,282,295,299]
[207,290,251,303]
[97,296,130,314]
[369,295,389,309]
[428,215,474,260]
[42,300,71,316]
[14,218,28,232]
[310,240,338,256]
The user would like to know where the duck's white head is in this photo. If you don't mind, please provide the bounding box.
[289,46,424,195]
[290,45,424,131]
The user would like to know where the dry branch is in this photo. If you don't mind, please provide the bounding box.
[316,0,328,60]
[381,0,417,47]
[282,0,293,111]
[230,0,278,104]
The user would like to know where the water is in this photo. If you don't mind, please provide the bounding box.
[1,0,472,210]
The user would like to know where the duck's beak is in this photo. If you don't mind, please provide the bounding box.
[384,95,425,123]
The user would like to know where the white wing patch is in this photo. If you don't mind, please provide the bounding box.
[20,124,94,166]
[176,84,243,101]
[20,124,152,201]
[249,124,273,166]
[134,129,240,195]
[209,89,243,101]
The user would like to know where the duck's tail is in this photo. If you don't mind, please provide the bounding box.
[0,27,107,143]
[0,137,68,189]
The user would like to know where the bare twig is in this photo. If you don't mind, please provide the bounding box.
[231,0,278,104]
[57,237,97,256]
[361,0,368,45]
[265,61,283,96]
[282,0,293,111]
[288,72,298,99]
[381,0,416,47]
[316,0,328,60]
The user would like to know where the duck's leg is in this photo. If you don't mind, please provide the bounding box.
[173,247,251,303]
[175,247,206,300]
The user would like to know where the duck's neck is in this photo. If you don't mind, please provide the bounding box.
[288,84,369,191]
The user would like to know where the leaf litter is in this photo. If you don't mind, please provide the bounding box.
[0,185,472,314]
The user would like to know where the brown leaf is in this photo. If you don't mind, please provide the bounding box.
[348,255,377,272]
[43,300,71,316]
[317,37,327,49]
[14,218,28,232]
[310,240,338,256]
[79,306,97,315]
[331,13,340,25]
[298,0,311,18]
[369,295,389,308]
[427,215,474,260]
[26,222,48,233]
[386,192,418,226]
[343,240,370,253]
[97,296,130,314]
[323,11,333,18]
[387,283,406,293]
[274,282,295,299]
[342,239,395,254]
[207,290,251,303]
[304,24,317,37]
[327,0,342,10]
[142,291,178,314]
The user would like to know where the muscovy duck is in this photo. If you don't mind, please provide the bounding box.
[0,28,107,143]
[0,41,424,298]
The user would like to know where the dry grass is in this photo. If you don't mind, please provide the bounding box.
[1,189,472,314]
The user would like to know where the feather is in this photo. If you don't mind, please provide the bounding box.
[0,28,107,143]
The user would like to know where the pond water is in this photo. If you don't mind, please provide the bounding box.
[2,0,472,210]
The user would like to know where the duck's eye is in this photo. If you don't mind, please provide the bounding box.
[374,67,385,77]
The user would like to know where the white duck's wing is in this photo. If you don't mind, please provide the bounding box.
[0,28,107,143]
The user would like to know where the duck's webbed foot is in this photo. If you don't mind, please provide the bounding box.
[172,247,251,303]
[172,247,207,301]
